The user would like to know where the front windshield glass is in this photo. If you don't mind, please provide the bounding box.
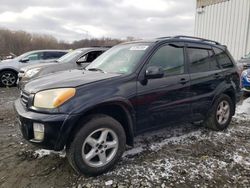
[57,50,82,63]
[16,51,34,60]
[86,43,152,74]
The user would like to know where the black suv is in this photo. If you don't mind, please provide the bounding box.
[14,36,241,176]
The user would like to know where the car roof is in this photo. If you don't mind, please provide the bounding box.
[122,35,225,49]
[23,49,69,54]
[75,47,110,51]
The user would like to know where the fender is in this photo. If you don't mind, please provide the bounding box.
[208,81,237,117]
[0,67,19,74]
[55,97,136,150]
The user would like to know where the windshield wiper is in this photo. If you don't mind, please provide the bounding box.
[87,68,105,73]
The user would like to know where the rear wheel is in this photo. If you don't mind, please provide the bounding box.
[67,114,126,176]
[0,70,17,87]
[203,94,233,131]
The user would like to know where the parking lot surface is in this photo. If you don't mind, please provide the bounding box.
[0,88,250,188]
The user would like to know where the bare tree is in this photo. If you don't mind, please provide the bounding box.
[0,28,125,57]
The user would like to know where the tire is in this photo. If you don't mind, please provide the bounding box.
[0,70,17,87]
[203,94,234,131]
[67,114,126,176]
[243,91,249,98]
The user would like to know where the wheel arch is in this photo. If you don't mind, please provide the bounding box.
[65,100,136,148]
[211,87,237,115]
[0,68,19,75]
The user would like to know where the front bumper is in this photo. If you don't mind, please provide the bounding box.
[14,99,80,151]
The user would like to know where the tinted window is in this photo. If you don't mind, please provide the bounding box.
[86,51,104,62]
[43,51,67,60]
[209,50,220,70]
[187,48,210,73]
[213,48,234,68]
[148,44,184,76]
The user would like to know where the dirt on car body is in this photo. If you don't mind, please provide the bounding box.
[0,88,250,188]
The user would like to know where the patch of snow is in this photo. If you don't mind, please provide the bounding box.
[123,146,144,157]
[149,130,203,151]
[34,149,66,158]
[108,158,174,181]
[34,149,51,158]
[234,97,250,121]
[105,180,113,186]
[233,153,250,166]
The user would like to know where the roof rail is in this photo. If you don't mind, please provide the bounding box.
[172,35,221,45]
[156,36,172,40]
[90,46,112,48]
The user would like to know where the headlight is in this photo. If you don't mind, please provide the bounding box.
[241,70,247,77]
[25,68,41,78]
[34,88,76,109]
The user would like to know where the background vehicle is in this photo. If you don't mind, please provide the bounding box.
[238,52,250,69]
[241,69,250,95]
[18,47,108,89]
[0,49,68,87]
[15,36,241,176]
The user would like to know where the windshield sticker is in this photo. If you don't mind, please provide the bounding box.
[129,46,149,51]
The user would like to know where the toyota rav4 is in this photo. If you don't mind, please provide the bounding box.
[14,36,241,176]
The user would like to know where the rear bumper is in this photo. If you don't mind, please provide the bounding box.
[14,99,80,151]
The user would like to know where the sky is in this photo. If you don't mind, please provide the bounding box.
[0,0,196,42]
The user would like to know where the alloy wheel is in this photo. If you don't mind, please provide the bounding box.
[216,100,230,125]
[1,72,16,86]
[81,128,119,168]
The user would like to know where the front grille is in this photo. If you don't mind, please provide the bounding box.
[21,90,30,107]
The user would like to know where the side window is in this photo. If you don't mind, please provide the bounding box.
[148,45,184,76]
[43,51,67,60]
[25,52,42,61]
[213,48,234,68]
[187,48,211,73]
[209,50,220,70]
[86,51,104,62]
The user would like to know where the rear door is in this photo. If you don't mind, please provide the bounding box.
[186,43,223,120]
[136,42,192,133]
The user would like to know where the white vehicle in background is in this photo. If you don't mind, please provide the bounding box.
[0,49,68,87]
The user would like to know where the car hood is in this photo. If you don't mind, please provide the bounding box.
[20,62,57,72]
[24,69,121,93]
[0,59,17,67]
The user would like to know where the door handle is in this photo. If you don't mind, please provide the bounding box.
[214,73,222,79]
[179,78,189,84]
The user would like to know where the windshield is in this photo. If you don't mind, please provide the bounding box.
[15,51,34,61]
[57,50,83,63]
[86,43,152,74]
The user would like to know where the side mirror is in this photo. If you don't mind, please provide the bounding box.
[20,57,29,63]
[145,66,164,79]
[76,56,87,64]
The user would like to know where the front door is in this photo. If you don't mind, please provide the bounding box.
[136,43,192,133]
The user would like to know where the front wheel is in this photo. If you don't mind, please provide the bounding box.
[203,94,234,131]
[0,70,17,87]
[67,114,126,176]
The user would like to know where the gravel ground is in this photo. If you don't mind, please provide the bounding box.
[0,88,250,188]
